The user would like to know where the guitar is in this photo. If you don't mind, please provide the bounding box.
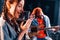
[29,26,60,37]
[31,26,60,31]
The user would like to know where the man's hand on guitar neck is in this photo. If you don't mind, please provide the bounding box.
[49,25,60,32]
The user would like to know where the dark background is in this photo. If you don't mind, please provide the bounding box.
[24,0,60,26]
[0,0,4,14]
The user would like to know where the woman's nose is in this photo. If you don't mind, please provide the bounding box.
[21,8,24,12]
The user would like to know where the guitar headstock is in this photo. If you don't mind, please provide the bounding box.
[51,25,60,32]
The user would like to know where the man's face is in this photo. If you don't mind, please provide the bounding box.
[36,10,42,17]
[14,0,24,19]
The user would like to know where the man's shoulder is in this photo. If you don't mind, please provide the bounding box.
[43,15,49,19]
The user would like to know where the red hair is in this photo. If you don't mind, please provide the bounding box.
[32,7,42,15]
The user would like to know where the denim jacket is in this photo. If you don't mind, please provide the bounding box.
[43,15,51,36]
[3,22,18,40]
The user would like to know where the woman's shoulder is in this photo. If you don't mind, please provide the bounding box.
[3,21,17,38]
[3,21,16,33]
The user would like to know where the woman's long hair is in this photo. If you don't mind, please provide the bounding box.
[3,0,21,20]
[2,0,22,34]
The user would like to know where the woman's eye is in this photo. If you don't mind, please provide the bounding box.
[18,4,22,7]
[18,5,21,7]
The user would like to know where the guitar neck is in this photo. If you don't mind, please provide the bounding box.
[38,27,52,30]
[38,26,60,30]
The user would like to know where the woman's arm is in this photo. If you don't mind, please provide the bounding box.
[18,14,34,40]
[18,29,27,40]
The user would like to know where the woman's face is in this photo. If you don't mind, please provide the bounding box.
[6,0,24,19]
[14,0,24,19]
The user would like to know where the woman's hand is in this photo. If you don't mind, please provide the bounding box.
[18,12,35,40]
[20,14,35,30]
[18,18,34,40]
[20,21,27,30]
[20,19,33,30]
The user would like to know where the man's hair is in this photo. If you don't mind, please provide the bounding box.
[32,7,42,15]
[31,7,43,18]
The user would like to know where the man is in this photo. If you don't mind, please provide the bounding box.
[31,7,52,40]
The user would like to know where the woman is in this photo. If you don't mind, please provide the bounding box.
[2,0,34,40]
